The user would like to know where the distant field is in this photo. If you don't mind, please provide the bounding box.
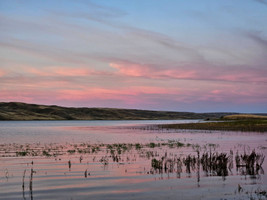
[159,114,267,132]
[222,114,267,120]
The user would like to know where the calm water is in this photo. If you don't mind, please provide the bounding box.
[0,120,266,200]
[0,120,201,144]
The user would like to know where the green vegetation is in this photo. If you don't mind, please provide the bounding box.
[16,151,28,156]
[159,117,267,132]
[67,150,76,154]
[42,150,51,157]
[2,141,187,158]
[222,114,267,120]
[135,143,142,150]
[0,102,237,120]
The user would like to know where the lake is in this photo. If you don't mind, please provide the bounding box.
[0,120,266,200]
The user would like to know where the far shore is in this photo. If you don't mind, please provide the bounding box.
[157,115,267,132]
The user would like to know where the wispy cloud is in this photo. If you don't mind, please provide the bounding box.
[1,0,267,112]
[109,60,267,84]
[0,69,5,77]
[253,0,267,5]
[245,31,267,51]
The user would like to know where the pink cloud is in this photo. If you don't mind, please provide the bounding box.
[0,69,6,77]
[110,62,197,79]
[1,62,266,111]
[110,63,149,77]
[1,82,266,110]
[211,90,221,94]
[109,61,267,83]
[20,66,95,77]
[57,86,179,101]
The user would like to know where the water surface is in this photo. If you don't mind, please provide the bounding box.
[0,120,266,200]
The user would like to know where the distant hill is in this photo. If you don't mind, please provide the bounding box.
[0,102,238,121]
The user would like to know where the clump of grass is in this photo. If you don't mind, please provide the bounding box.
[99,156,109,165]
[16,151,28,156]
[67,149,76,154]
[201,152,229,177]
[91,146,100,153]
[42,150,51,157]
[235,150,265,176]
[135,143,142,150]
[107,144,113,150]
[77,149,83,154]
[255,189,267,198]
[183,154,196,174]
[162,140,185,148]
[151,158,163,173]
[149,149,251,178]
[148,142,156,148]
[176,142,185,147]
[111,154,119,162]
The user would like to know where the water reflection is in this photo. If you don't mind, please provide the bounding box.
[22,169,26,200]
[0,141,265,200]
[150,148,265,185]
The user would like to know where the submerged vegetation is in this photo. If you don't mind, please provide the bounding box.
[1,140,266,200]
[1,141,264,179]
[0,141,190,158]
[0,116,266,199]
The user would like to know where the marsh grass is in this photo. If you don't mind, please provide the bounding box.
[29,168,36,200]
[4,168,9,180]
[99,156,109,166]
[16,151,28,156]
[22,169,26,200]
[1,140,265,198]
[68,160,71,170]
[84,169,87,178]
[150,148,264,179]
[22,169,26,190]
[235,150,265,176]
[42,150,51,157]
[158,119,267,132]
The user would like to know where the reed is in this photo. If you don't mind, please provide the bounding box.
[68,160,71,170]
[29,168,35,200]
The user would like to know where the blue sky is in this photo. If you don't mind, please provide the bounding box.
[0,0,267,112]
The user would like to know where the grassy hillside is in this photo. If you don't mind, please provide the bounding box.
[0,102,235,121]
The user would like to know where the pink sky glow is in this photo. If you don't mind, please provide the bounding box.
[1,1,267,112]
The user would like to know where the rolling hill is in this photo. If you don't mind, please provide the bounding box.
[0,102,238,121]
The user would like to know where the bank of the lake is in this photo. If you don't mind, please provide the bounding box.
[159,119,267,132]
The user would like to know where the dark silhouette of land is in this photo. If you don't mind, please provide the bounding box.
[0,102,238,120]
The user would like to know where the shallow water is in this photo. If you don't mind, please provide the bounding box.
[0,120,201,144]
[0,120,266,200]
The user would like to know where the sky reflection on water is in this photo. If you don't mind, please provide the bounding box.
[0,120,266,200]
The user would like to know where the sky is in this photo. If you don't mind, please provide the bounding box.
[0,0,267,113]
